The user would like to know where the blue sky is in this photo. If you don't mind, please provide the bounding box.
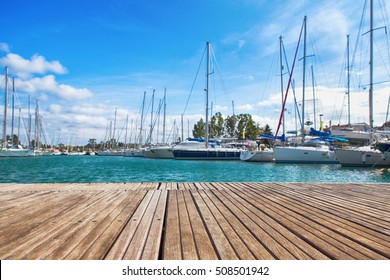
[1,0,390,145]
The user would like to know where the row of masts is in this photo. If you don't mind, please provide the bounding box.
[2,66,43,150]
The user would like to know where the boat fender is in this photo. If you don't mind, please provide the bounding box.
[361,152,366,163]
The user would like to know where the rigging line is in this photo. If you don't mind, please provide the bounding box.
[283,41,302,128]
[274,18,305,139]
[182,45,206,116]
[209,45,230,107]
[258,41,278,116]
[351,0,368,89]
[379,0,390,76]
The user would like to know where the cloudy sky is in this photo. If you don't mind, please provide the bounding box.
[1,0,390,146]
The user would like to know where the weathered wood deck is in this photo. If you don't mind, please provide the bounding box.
[0,182,389,260]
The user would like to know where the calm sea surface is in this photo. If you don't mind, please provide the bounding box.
[1,155,390,183]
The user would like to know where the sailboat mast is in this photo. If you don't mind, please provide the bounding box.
[279,36,285,143]
[139,91,146,146]
[11,77,15,146]
[347,34,351,126]
[301,16,307,144]
[205,41,210,148]
[163,88,166,144]
[369,0,374,128]
[150,89,155,144]
[2,67,8,148]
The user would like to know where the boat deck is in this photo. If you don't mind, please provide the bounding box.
[0,182,389,260]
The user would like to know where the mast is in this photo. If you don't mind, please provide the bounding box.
[311,65,316,130]
[301,16,307,144]
[139,91,146,146]
[11,77,15,146]
[181,114,184,142]
[205,41,210,148]
[28,95,32,149]
[163,88,166,144]
[113,107,117,148]
[347,34,351,126]
[279,36,285,143]
[35,100,40,151]
[149,89,155,144]
[2,67,8,148]
[369,0,374,128]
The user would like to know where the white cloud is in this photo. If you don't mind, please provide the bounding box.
[16,75,93,100]
[0,53,67,78]
[0,42,10,52]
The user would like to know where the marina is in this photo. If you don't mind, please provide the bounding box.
[0,182,389,260]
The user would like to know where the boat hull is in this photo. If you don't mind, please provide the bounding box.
[0,148,34,157]
[274,146,338,164]
[144,147,174,159]
[240,149,273,162]
[173,148,241,160]
[334,148,390,167]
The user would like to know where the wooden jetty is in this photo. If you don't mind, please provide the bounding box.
[0,182,389,260]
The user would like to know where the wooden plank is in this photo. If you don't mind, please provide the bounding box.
[196,189,256,260]
[79,191,146,260]
[161,190,182,260]
[191,190,239,260]
[213,184,305,260]
[230,183,380,259]
[203,186,275,260]
[104,191,154,259]
[13,191,120,259]
[177,190,198,259]
[252,183,390,257]
[48,191,143,259]
[141,190,168,260]
[183,190,218,259]
[123,190,162,259]
[0,191,106,258]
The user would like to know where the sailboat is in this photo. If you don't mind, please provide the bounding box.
[273,16,338,164]
[334,0,390,167]
[241,35,290,163]
[0,67,34,157]
[172,42,242,160]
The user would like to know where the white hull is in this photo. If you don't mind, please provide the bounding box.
[240,149,273,162]
[0,148,34,157]
[274,146,338,164]
[144,146,174,159]
[124,149,145,157]
[334,147,390,167]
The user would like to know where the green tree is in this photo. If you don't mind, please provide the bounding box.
[193,118,205,138]
[224,115,236,137]
[209,112,224,138]
[261,124,273,136]
[236,114,261,140]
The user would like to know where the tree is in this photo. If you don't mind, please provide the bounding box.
[224,115,236,137]
[261,124,273,136]
[193,118,205,138]
[209,112,224,138]
[236,114,261,140]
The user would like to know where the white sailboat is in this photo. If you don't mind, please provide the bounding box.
[273,17,338,164]
[0,67,34,157]
[334,0,390,167]
[240,143,273,162]
[172,42,242,160]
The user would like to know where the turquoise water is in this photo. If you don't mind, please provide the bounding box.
[1,156,390,183]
